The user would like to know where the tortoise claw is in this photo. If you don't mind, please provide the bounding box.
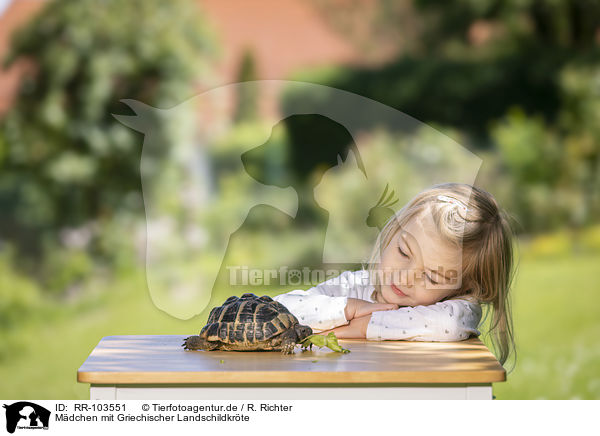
[281,342,295,355]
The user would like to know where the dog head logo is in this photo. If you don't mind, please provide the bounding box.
[3,402,50,433]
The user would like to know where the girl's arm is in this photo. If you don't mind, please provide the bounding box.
[272,270,357,331]
[367,300,483,341]
[273,270,395,331]
[319,300,483,341]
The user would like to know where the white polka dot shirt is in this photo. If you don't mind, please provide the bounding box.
[273,270,482,341]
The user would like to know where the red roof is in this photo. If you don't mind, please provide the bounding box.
[0,0,397,117]
[199,0,358,82]
[0,0,46,115]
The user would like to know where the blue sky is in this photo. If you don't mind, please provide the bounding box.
[0,0,11,15]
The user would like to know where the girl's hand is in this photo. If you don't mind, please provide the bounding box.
[344,298,398,321]
[318,315,372,339]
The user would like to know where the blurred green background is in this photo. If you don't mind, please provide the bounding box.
[0,0,599,399]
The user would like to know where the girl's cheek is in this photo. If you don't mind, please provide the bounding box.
[415,289,441,306]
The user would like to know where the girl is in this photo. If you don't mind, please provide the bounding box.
[273,183,517,368]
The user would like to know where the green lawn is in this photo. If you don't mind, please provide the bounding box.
[491,251,600,399]
[1,242,599,399]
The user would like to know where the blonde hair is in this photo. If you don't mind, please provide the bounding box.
[362,182,518,371]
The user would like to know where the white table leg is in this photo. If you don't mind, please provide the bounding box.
[466,385,493,399]
[90,386,116,400]
[90,384,493,400]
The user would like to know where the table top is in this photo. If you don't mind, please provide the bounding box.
[77,335,505,385]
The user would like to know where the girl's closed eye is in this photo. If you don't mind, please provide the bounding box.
[427,275,439,285]
[397,245,439,284]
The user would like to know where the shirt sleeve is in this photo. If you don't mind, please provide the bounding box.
[272,270,358,331]
[366,299,482,342]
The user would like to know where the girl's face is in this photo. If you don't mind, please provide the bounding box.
[376,210,463,306]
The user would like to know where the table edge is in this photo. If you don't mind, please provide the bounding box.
[77,369,506,385]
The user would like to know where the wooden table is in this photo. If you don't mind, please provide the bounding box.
[77,335,505,400]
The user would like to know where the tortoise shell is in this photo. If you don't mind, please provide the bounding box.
[199,293,299,345]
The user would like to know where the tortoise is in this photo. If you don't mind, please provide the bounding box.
[182,293,313,354]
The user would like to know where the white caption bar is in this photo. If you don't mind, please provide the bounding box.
[0,400,596,436]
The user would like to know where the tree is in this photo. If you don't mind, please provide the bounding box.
[291,0,600,232]
[0,0,217,259]
[233,49,259,123]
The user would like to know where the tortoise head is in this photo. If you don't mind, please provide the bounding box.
[294,324,313,342]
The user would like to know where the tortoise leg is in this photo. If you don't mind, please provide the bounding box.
[281,340,295,355]
[278,330,298,355]
[182,335,219,351]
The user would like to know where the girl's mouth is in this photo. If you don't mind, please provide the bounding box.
[391,284,408,297]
